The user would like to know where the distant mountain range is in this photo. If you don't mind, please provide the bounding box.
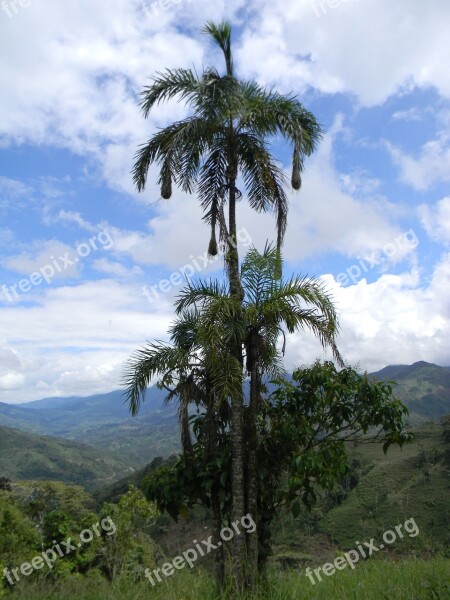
[0,361,449,478]
[0,388,180,468]
[0,425,134,491]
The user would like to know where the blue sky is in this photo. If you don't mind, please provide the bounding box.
[0,0,449,402]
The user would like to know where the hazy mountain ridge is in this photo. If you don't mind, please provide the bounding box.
[0,361,449,470]
[0,389,180,466]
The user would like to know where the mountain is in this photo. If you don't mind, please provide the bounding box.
[0,361,448,473]
[0,401,53,432]
[19,395,90,410]
[0,388,180,467]
[0,425,134,491]
[370,361,450,422]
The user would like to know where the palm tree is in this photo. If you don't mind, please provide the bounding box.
[176,244,341,585]
[124,246,341,588]
[132,21,323,588]
[123,308,241,590]
[133,21,322,293]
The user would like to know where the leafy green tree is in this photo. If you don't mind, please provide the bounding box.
[256,361,413,565]
[144,361,413,573]
[99,486,159,581]
[125,245,341,588]
[132,20,322,590]
[0,491,39,572]
[8,482,102,582]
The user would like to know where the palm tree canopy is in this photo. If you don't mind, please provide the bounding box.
[123,245,341,417]
[175,244,343,376]
[132,21,323,256]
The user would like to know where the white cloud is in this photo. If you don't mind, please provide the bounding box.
[285,255,450,372]
[2,0,450,187]
[418,197,450,246]
[1,255,449,403]
[386,134,450,191]
[47,210,97,232]
[235,117,419,268]
[0,372,25,391]
[237,0,450,106]
[1,240,81,280]
[0,279,173,402]
[0,176,33,214]
[391,107,423,122]
[92,258,143,278]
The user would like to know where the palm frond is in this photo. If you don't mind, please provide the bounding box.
[140,68,199,117]
[236,133,289,251]
[238,83,323,156]
[202,21,234,76]
[174,279,228,313]
[122,343,195,416]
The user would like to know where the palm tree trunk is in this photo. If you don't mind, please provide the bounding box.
[245,361,260,588]
[206,394,225,592]
[228,179,246,594]
[211,485,225,592]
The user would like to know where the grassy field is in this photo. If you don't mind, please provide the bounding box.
[7,558,449,600]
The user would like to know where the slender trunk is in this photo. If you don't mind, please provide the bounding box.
[228,176,246,594]
[206,394,225,592]
[246,360,260,588]
[211,485,225,593]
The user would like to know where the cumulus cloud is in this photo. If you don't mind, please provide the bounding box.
[0,279,173,402]
[92,258,143,278]
[2,252,449,403]
[285,256,450,373]
[418,197,450,246]
[386,134,450,191]
[1,240,81,280]
[237,0,450,106]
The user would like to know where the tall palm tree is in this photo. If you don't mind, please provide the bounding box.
[123,308,241,590]
[124,246,341,588]
[132,21,323,587]
[176,244,341,585]
[163,246,340,584]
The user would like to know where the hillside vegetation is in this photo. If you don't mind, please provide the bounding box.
[371,361,450,423]
[93,422,449,575]
[0,390,179,467]
[0,426,134,491]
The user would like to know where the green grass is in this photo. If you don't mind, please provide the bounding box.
[7,558,449,600]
